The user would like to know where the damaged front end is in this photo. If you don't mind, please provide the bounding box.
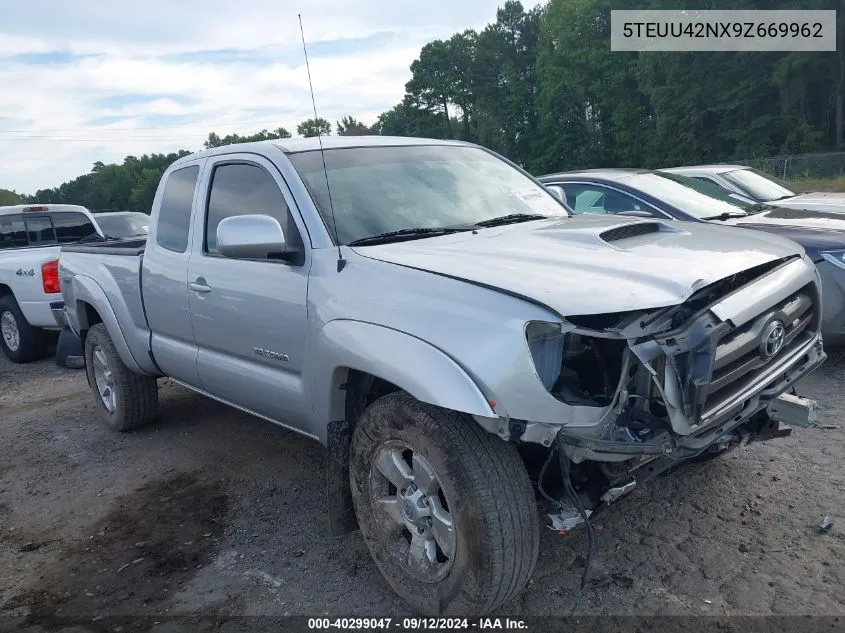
[519,255,826,476]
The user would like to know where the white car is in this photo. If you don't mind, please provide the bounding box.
[661,164,845,213]
[0,204,102,362]
[91,211,149,239]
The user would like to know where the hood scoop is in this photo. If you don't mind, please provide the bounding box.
[600,221,663,243]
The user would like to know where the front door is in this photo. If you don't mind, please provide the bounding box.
[187,155,311,432]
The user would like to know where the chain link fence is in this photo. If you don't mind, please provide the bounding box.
[742,151,845,181]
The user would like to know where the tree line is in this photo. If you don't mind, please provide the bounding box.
[14,116,375,211]
[14,0,843,212]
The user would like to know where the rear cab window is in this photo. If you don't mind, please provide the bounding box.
[0,214,28,249]
[0,209,97,250]
[24,215,56,245]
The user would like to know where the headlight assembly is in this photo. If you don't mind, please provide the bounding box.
[525,321,626,405]
[525,321,565,391]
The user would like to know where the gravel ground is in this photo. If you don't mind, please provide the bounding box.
[0,348,843,631]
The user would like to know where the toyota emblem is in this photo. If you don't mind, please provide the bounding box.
[759,320,786,360]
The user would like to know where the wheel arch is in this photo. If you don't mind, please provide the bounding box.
[69,276,147,375]
[314,319,496,445]
[316,320,499,536]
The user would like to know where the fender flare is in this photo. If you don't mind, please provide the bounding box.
[312,319,496,443]
[69,275,149,375]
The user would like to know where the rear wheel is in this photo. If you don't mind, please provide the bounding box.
[349,391,539,616]
[0,295,48,363]
[84,323,158,431]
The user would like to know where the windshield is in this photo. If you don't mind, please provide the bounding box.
[626,172,755,218]
[94,213,149,238]
[722,168,797,202]
[287,145,569,245]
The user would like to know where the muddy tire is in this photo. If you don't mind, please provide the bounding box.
[349,391,539,616]
[0,295,49,363]
[84,323,158,431]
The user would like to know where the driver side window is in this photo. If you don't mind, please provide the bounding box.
[204,162,303,258]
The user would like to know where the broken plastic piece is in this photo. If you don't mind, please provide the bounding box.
[766,393,818,428]
[819,514,832,534]
[601,480,636,505]
[549,509,593,533]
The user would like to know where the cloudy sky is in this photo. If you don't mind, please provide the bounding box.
[0,0,509,194]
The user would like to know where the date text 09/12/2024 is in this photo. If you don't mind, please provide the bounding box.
[307,618,528,630]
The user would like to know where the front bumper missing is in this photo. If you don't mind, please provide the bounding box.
[554,335,825,461]
[568,394,818,512]
[482,332,825,462]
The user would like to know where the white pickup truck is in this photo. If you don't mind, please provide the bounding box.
[0,204,102,362]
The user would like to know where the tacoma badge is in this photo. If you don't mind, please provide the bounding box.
[253,347,290,362]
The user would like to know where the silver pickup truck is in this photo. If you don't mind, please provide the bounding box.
[59,136,826,616]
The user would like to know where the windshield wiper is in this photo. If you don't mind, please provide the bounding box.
[347,226,470,246]
[346,214,550,246]
[473,213,549,228]
[702,212,748,221]
[744,204,773,215]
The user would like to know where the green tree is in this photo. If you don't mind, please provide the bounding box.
[130,167,170,213]
[532,0,841,171]
[534,0,653,172]
[472,1,546,164]
[0,189,23,205]
[297,118,332,137]
[377,100,449,138]
[26,151,191,213]
[204,127,291,149]
[405,31,478,139]
[337,116,378,136]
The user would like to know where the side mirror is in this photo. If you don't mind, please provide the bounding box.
[217,214,286,260]
[546,185,567,205]
[616,209,653,218]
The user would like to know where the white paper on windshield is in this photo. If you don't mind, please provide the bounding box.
[510,187,567,215]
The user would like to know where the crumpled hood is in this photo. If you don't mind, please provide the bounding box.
[352,216,803,316]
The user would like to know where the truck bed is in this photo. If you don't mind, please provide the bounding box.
[59,238,156,374]
[61,236,147,256]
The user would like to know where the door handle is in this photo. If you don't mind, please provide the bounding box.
[189,279,212,293]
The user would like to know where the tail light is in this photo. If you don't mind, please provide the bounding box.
[42,260,60,294]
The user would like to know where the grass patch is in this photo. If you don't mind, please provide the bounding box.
[788,176,845,193]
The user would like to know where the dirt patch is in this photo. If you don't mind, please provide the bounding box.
[1,353,843,624]
[0,389,89,416]
[2,471,228,625]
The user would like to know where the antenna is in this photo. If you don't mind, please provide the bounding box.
[298,14,345,272]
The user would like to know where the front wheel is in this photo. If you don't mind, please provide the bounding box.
[84,323,159,431]
[349,391,539,616]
